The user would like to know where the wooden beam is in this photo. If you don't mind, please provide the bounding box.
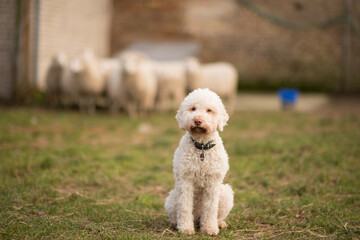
[341,0,352,92]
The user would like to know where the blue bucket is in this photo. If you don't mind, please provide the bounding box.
[278,88,299,108]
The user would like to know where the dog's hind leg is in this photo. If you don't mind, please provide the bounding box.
[217,184,234,228]
[165,189,177,226]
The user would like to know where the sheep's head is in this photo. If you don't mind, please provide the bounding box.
[185,57,200,76]
[175,88,229,136]
[69,58,83,73]
[121,51,148,77]
[123,58,138,76]
[53,53,67,68]
[185,58,201,91]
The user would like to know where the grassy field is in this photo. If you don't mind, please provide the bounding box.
[0,105,359,239]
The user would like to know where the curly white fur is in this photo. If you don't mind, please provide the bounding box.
[165,88,234,236]
[187,59,238,114]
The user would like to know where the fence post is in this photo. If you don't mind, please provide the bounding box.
[15,0,31,100]
[341,0,352,92]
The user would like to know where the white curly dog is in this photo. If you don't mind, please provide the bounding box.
[165,88,234,235]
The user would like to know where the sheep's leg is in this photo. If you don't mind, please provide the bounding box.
[79,96,87,113]
[155,93,165,112]
[126,102,137,119]
[87,97,96,115]
[53,94,61,108]
[62,94,75,109]
[144,88,156,113]
[109,100,119,115]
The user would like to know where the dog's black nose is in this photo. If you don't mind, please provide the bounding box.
[194,119,202,126]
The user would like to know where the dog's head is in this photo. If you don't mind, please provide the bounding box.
[176,88,229,136]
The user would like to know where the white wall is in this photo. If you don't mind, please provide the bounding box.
[36,0,112,89]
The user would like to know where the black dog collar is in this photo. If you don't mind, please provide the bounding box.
[190,137,216,161]
[190,137,216,150]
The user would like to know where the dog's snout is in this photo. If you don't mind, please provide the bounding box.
[194,119,202,126]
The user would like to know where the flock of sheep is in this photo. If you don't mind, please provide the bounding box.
[45,50,238,117]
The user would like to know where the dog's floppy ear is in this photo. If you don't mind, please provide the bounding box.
[217,104,229,131]
[175,106,186,130]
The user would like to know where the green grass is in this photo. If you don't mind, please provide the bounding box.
[0,106,359,239]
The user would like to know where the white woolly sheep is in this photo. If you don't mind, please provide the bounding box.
[186,59,238,114]
[76,50,107,114]
[60,51,106,113]
[151,60,187,112]
[103,58,123,114]
[60,57,82,107]
[121,54,158,118]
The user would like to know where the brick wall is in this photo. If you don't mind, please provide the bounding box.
[0,0,16,99]
[111,0,188,52]
[35,0,112,89]
[112,0,360,92]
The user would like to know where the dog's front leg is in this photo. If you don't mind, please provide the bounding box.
[176,180,195,235]
[200,181,221,235]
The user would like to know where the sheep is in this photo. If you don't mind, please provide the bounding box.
[121,53,158,118]
[59,50,106,113]
[76,50,107,114]
[45,53,67,107]
[186,59,238,114]
[116,51,187,113]
[103,58,123,114]
[60,57,82,108]
[151,60,187,112]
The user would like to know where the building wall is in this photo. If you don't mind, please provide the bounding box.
[36,0,112,89]
[111,0,187,53]
[0,0,17,99]
[112,0,360,91]
[2,0,359,97]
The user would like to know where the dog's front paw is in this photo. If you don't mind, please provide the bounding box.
[179,228,195,235]
[201,226,219,236]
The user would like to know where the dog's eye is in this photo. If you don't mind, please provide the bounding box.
[191,107,196,111]
[207,109,212,113]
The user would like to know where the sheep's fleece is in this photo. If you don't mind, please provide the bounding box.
[165,88,234,236]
